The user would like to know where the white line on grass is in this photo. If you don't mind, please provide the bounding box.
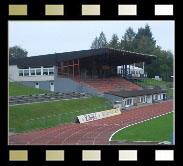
[109,111,173,142]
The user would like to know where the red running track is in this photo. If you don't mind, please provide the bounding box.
[9,101,173,145]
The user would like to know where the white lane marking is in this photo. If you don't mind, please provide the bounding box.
[109,111,173,142]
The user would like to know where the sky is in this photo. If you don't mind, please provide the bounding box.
[9,21,174,57]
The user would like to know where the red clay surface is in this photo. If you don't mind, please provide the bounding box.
[9,101,173,145]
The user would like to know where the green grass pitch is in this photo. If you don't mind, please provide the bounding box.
[111,112,173,142]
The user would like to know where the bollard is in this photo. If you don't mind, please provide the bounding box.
[72,112,74,121]
[58,114,61,125]
[43,117,45,127]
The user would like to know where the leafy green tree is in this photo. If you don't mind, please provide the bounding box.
[120,27,136,51]
[98,32,108,48]
[9,45,28,59]
[91,37,100,49]
[90,25,173,81]
[145,48,173,80]
[128,24,160,72]
[132,36,156,54]
[135,24,156,45]
[91,32,108,49]
[108,34,120,49]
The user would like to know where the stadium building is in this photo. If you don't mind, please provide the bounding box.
[9,48,167,105]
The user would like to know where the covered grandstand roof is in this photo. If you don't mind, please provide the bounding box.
[105,89,167,98]
[9,48,156,68]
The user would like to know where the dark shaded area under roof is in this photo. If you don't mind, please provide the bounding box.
[105,89,167,98]
[9,48,156,68]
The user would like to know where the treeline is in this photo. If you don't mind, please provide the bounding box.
[9,45,28,59]
[91,24,173,81]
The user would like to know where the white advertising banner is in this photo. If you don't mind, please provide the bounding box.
[101,108,121,118]
[77,108,121,123]
[77,112,104,123]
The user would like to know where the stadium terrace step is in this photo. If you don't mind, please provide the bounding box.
[72,78,121,93]
[104,78,142,90]
[9,92,92,106]
[71,77,142,94]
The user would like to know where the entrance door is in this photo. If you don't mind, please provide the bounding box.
[35,82,39,89]
[146,95,152,103]
[50,82,54,92]
[163,94,166,100]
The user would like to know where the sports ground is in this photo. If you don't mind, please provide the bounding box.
[9,100,173,145]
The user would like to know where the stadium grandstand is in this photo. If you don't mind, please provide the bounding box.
[9,48,156,96]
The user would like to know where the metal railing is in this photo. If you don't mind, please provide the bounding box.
[24,103,113,133]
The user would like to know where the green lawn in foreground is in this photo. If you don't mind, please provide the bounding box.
[138,78,173,87]
[9,82,53,96]
[112,112,173,142]
[9,97,111,133]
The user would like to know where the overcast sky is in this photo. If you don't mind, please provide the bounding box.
[9,21,174,57]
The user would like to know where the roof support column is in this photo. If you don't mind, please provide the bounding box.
[78,59,80,83]
[124,65,127,78]
[62,62,64,77]
[57,63,58,78]
[122,65,124,77]
[123,65,125,78]
[29,67,31,76]
[41,66,43,76]
[73,59,74,79]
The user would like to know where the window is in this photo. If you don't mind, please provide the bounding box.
[24,69,29,76]
[18,66,54,77]
[19,70,23,76]
[140,96,146,103]
[144,96,146,102]
[36,69,41,75]
[155,94,158,100]
[126,98,132,106]
[49,68,54,75]
[30,69,36,76]
[43,69,48,75]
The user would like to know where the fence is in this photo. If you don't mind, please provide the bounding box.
[24,102,113,132]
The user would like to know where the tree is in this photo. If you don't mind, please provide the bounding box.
[108,34,120,49]
[132,36,156,54]
[91,37,100,49]
[120,27,136,51]
[126,25,157,70]
[144,48,173,80]
[98,32,108,48]
[90,32,108,49]
[90,25,173,81]
[135,24,156,45]
[9,45,28,59]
